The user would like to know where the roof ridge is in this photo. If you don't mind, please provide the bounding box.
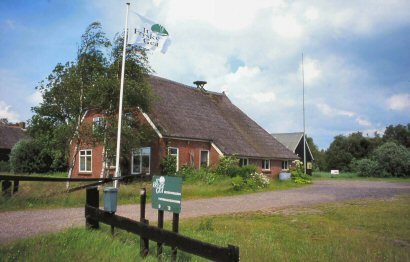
[150,75,224,96]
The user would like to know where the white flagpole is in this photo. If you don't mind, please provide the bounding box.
[114,2,130,188]
[302,53,307,175]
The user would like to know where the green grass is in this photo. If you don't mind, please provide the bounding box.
[312,171,410,182]
[1,195,409,261]
[0,172,303,211]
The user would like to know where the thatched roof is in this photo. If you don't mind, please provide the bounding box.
[148,76,297,160]
[0,124,31,150]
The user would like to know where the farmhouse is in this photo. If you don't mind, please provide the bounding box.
[0,122,31,161]
[70,76,298,179]
[271,132,314,174]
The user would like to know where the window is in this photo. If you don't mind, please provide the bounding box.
[168,147,179,171]
[200,150,209,168]
[282,160,289,170]
[93,117,105,131]
[79,150,92,172]
[132,147,151,174]
[262,159,270,170]
[239,158,248,167]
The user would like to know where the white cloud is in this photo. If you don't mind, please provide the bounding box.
[304,7,319,21]
[272,15,303,38]
[316,103,356,117]
[355,117,371,127]
[387,94,410,111]
[0,101,20,122]
[27,90,43,106]
[301,58,321,85]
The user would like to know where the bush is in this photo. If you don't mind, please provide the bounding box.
[231,176,245,191]
[160,155,177,176]
[178,165,217,185]
[0,161,10,172]
[216,156,239,176]
[356,158,385,177]
[231,172,270,191]
[290,160,312,184]
[371,142,410,177]
[9,140,52,173]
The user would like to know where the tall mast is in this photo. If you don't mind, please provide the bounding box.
[302,53,306,174]
[114,2,130,188]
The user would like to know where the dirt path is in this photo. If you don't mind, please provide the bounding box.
[1,180,409,243]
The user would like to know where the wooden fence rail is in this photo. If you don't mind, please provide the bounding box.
[85,205,239,262]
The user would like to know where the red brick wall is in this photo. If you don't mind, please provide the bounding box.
[69,112,105,179]
[247,159,284,179]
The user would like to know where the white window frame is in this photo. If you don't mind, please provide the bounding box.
[282,160,289,170]
[79,149,92,173]
[199,150,210,168]
[168,147,179,171]
[239,158,249,167]
[131,147,151,175]
[262,159,270,171]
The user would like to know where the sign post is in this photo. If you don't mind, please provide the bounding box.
[152,175,182,261]
[152,176,182,213]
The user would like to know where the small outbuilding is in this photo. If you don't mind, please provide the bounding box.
[271,132,314,174]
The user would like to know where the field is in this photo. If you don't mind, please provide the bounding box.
[1,195,409,261]
[312,171,410,182]
[0,172,303,211]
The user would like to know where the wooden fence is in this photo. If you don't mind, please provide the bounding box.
[85,187,240,262]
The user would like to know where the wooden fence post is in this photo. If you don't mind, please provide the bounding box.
[140,188,149,257]
[171,213,179,262]
[85,187,99,229]
[2,180,12,198]
[13,180,19,193]
[157,210,164,260]
[228,245,240,262]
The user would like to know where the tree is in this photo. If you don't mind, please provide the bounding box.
[29,22,154,177]
[371,142,410,177]
[9,140,52,173]
[383,124,410,148]
[306,136,326,171]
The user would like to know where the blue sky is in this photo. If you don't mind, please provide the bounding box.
[1,0,409,149]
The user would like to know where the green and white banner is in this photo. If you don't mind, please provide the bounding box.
[128,12,171,54]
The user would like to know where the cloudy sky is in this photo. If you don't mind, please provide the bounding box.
[1,0,409,149]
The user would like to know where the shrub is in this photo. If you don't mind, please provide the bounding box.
[160,155,177,176]
[0,161,10,172]
[178,165,218,185]
[216,156,239,176]
[356,158,385,177]
[9,140,52,173]
[371,142,410,177]
[231,172,270,191]
[290,160,312,184]
[231,176,245,191]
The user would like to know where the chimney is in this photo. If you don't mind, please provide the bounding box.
[193,81,207,92]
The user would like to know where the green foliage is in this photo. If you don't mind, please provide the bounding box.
[231,176,245,191]
[178,165,217,185]
[160,155,177,176]
[0,161,10,172]
[29,22,153,173]
[383,123,410,148]
[9,140,52,173]
[216,156,239,176]
[231,172,271,191]
[290,160,312,184]
[356,158,385,177]
[371,142,410,177]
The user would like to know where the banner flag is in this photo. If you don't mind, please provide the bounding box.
[128,12,171,54]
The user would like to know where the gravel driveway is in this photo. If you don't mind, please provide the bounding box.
[1,180,409,243]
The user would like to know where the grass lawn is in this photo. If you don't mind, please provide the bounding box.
[0,172,304,211]
[1,195,409,261]
[312,171,410,183]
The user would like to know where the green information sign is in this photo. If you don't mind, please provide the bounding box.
[152,175,182,214]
